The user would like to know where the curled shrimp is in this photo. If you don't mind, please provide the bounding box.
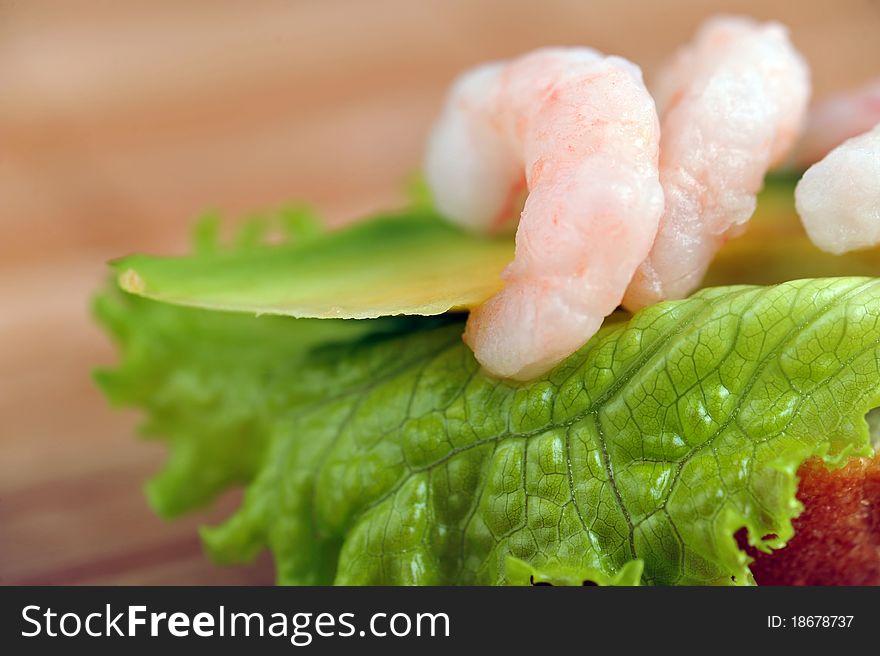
[789,77,880,168]
[425,48,663,380]
[622,16,810,310]
[795,122,880,254]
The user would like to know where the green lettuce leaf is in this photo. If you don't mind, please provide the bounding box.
[94,290,403,517]
[505,556,645,586]
[96,277,880,584]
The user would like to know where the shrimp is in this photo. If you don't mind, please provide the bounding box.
[795,122,880,254]
[424,48,664,380]
[789,77,880,168]
[622,16,810,310]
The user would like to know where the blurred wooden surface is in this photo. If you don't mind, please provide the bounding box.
[1,0,879,585]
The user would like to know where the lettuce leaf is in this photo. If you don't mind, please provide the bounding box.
[94,290,404,516]
[95,277,880,584]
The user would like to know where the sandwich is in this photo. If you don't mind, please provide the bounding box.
[95,15,880,585]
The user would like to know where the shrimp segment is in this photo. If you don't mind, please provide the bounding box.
[795,123,880,254]
[790,78,880,168]
[622,16,810,310]
[425,49,664,379]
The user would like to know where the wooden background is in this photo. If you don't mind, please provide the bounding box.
[2,0,879,585]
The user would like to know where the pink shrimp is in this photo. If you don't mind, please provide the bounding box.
[789,77,880,168]
[795,122,880,254]
[622,16,810,310]
[424,48,664,380]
